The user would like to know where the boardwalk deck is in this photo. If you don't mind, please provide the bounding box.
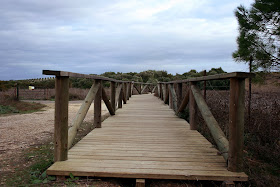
[47,94,247,181]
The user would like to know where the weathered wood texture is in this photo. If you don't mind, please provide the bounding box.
[94,80,102,128]
[47,94,247,181]
[110,81,116,112]
[54,76,69,161]
[169,83,177,112]
[228,78,245,172]
[102,87,115,115]
[191,85,229,161]
[189,82,197,130]
[177,87,190,113]
[68,82,100,148]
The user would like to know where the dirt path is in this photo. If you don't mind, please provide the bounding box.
[0,100,108,168]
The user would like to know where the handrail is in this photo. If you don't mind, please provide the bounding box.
[155,71,255,173]
[160,72,254,84]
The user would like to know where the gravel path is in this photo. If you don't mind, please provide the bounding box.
[0,100,108,163]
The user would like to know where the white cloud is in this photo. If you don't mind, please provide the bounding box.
[0,0,254,80]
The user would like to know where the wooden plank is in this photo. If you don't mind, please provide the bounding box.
[228,78,245,172]
[191,85,229,161]
[54,76,69,161]
[94,80,102,128]
[47,94,248,182]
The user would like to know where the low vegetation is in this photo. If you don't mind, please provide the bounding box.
[0,97,46,115]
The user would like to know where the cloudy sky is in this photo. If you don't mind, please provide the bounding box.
[0,0,254,80]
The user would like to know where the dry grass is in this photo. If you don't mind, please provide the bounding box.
[195,87,280,186]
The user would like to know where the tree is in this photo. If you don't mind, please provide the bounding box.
[233,0,280,70]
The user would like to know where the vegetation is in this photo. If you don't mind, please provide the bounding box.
[233,0,280,70]
[0,97,46,115]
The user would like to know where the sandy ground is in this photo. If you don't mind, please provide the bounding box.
[0,100,108,165]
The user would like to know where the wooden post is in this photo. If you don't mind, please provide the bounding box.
[123,83,127,104]
[136,179,145,187]
[177,83,182,111]
[203,70,206,100]
[189,82,197,130]
[228,78,245,172]
[128,82,132,98]
[159,83,163,100]
[168,84,173,109]
[164,84,169,104]
[94,80,102,128]
[54,76,69,162]
[169,83,177,112]
[110,81,116,112]
[118,86,123,108]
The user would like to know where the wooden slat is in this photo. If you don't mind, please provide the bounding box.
[47,94,247,182]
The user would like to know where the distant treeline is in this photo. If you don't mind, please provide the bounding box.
[1,67,261,91]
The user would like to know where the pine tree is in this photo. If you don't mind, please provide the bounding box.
[233,0,280,70]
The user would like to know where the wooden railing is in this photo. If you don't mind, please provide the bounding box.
[154,72,255,172]
[42,70,155,162]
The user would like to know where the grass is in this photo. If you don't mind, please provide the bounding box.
[0,97,46,115]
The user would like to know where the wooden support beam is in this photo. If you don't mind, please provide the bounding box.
[140,84,148,94]
[177,83,183,111]
[68,82,100,149]
[228,78,245,172]
[54,76,69,162]
[110,81,116,112]
[128,82,132,98]
[115,83,123,108]
[134,84,141,94]
[169,83,177,112]
[177,86,190,113]
[189,82,197,130]
[164,84,169,104]
[136,179,145,187]
[94,80,102,128]
[191,84,229,161]
[102,87,115,115]
[151,85,156,93]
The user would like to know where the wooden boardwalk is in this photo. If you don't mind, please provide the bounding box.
[47,94,247,181]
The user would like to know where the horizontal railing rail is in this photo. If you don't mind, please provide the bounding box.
[155,72,254,173]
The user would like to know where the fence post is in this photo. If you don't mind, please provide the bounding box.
[110,81,116,113]
[168,84,173,109]
[177,83,182,111]
[54,76,69,162]
[94,80,102,128]
[228,78,245,172]
[189,82,197,130]
[123,83,127,104]
[118,85,123,108]
[164,84,169,104]
[159,83,163,100]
